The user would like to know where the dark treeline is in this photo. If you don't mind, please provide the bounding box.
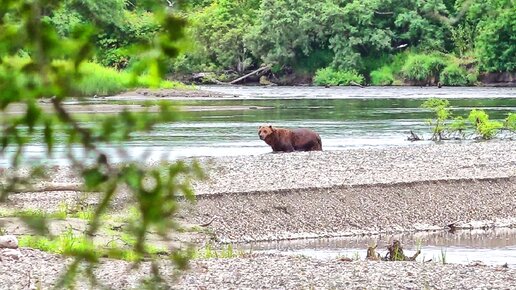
[26,0,515,86]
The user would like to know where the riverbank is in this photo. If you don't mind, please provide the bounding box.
[2,141,515,241]
[1,249,515,289]
[1,141,515,289]
[180,141,516,242]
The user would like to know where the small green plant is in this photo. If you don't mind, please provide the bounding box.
[313,67,364,86]
[504,113,516,131]
[439,248,447,264]
[418,99,515,141]
[19,228,169,262]
[448,116,468,139]
[19,228,98,260]
[74,207,95,220]
[468,109,504,139]
[421,98,451,140]
[415,238,423,252]
[195,243,246,259]
[0,208,67,220]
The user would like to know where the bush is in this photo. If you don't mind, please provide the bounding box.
[506,113,516,130]
[313,67,364,86]
[370,66,395,85]
[439,64,470,86]
[401,54,446,81]
[468,109,504,139]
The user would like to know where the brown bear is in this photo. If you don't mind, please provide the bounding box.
[258,125,322,152]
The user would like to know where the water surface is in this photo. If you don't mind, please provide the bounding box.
[1,86,515,165]
[249,229,516,268]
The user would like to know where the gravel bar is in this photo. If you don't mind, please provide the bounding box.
[1,250,515,289]
[193,141,516,195]
[178,141,516,242]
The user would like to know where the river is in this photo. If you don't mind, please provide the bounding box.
[1,86,515,165]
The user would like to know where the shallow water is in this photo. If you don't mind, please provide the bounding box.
[248,228,516,268]
[1,86,515,166]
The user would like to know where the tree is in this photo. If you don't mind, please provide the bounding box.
[0,0,201,287]
[246,0,323,68]
[190,0,260,72]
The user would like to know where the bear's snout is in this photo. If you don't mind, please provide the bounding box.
[258,132,265,140]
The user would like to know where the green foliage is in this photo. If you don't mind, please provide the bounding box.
[189,0,260,72]
[19,229,99,261]
[419,98,514,140]
[439,64,471,86]
[401,54,447,82]
[474,6,516,72]
[195,243,247,259]
[293,49,334,74]
[0,0,201,288]
[246,0,321,68]
[77,62,185,96]
[468,109,504,139]
[370,66,395,85]
[313,68,364,86]
[505,113,516,130]
[421,98,451,140]
[18,229,169,262]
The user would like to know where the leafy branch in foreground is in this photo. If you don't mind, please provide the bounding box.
[413,98,515,141]
[0,0,202,288]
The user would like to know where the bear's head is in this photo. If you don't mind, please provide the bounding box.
[258,125,274,140]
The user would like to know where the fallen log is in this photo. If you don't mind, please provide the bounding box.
[229,65,271,85]
[350,81,365,88]
[384,240,421,261]
[10,183,84,193]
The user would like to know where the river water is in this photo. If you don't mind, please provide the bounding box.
[1,86,515,164]
[250,228,516,268]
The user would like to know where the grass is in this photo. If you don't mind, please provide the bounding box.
[194,243,248,259]
[2,56,188,97]
[19,229,99,260]
[19,228,170,262]
[313,67,364,86]
[0,208,67,220]
[439,248,447,264]
[77,62,187,96]
[0,202,97,221]
[370,66,395,85]
[401,53,447,81]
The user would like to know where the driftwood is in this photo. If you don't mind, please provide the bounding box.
[229,65,271,85]
[350,81,365,88]
[366,241,421,262]
[10,183,84,193]
[384,240,421,261]
[366,244,381,261]
[198,216,217,227]
[407,130,422,141]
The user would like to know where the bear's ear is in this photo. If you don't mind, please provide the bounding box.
[269,125,273,130]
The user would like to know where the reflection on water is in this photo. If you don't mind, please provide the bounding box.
[1,86,515,166]
[249,229,516,268]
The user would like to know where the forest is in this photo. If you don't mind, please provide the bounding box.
[3,0,513,88]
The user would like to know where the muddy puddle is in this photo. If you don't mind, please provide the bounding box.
[247,229,516,268]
